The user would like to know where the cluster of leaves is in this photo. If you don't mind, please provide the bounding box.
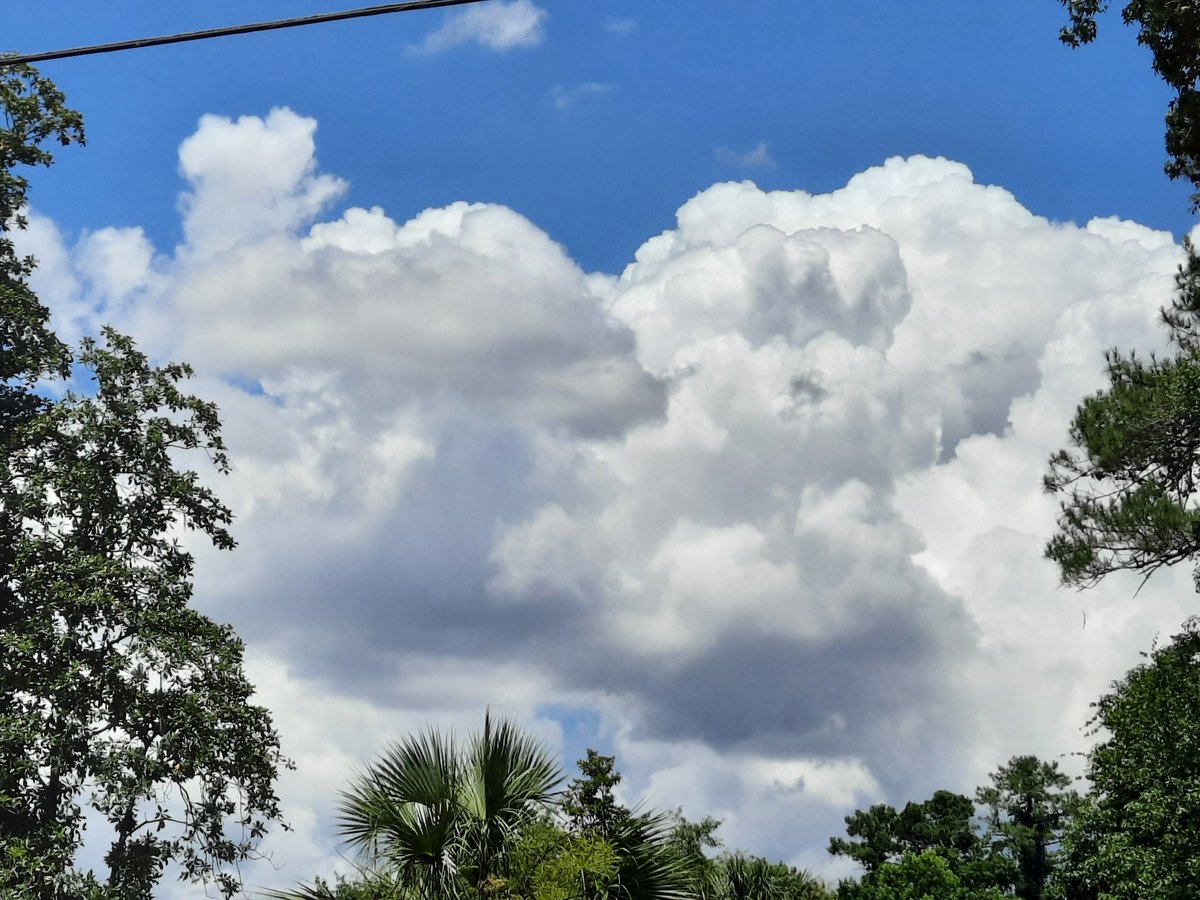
[661,811,830,900]
[279,739,833,900]
[1044,7,1200,592]
[0,64,78,432]
[1042,7,1200,890]
[1053,618,1200,899]
[828,757,1079,899]
[1058,0,1200,209]
[833,620,1200,900]
[0,64,289,899]
[292,651,1200,900]
[1044,238,1200,591]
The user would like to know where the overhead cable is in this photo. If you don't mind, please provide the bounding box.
[2,0,490,66]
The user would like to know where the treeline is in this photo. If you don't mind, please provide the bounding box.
[832,619,1200,899]
[285,620,1200,900]
[273,726,831,900]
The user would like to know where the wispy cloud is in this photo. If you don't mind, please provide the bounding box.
[409,0,548,55]
[550,82,616,112]
[715,140,777,169]
[605,17,638,36]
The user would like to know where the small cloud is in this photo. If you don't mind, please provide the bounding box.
[715,140,777,169]
[409,0,548,55]
[550,82,616,112]
[605,17,637,35]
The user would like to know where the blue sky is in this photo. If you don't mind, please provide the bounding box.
[12,0,1191,272]
[10,2,1200,895]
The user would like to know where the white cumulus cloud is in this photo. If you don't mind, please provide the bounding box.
[23,111,1197,889]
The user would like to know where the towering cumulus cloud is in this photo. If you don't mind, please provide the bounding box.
[24,109,1195,889]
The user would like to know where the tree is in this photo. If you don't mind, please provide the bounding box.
[285,736,692,900]
[333,714,562,900]
[1044,0,1200,589]
[838,850,1004,900]
[829,791,1014,898]
[504,806,690,900]
[975,756,1079,900]
[828,791,987,878]
[0,333,292,900]
[562,751,630,841]
[664,811,723,900]
[0,65,289,898]
[269,872,409,900]
[0,64,78,431]
[1043,240,1200,591]
[710,854,831,900]
[827,804,902,876]
[602,810,691,900]
[504,818,619,900]
[1053,618,1200,899]
[523,754,690,900]
[1058,0,1200,209]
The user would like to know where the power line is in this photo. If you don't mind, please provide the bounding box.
[2,0,491,66]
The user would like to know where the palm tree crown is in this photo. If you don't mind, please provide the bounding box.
[338,713,562,900]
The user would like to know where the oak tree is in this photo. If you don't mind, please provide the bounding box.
[0,64,289,899]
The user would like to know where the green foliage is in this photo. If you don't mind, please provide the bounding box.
[1058,0,1200,208]
[556,755,691,900]
[287,740,695,900]
[662,811,722,899]
[0,64,81,433]
[828,805,900,874]
[503,818,619,900]
[562,751,630,841]
[1044,240,1200,591]
[828,791,987,879]
[975,756,1079,900]
[660,812,830,900]
[603,811,691,900]
[838,850,1004,900]
[487,809,693,900]
[666,811,723,867]
[1046,4,1200,590]
[829,777,1084,900]
[334,714,561,900]
[267,872,413,900]
[1053,618,1200,899]
[0,330,291,899]
[0,64,288,899]
[711,854,831,900]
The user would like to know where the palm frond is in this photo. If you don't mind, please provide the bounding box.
[337,729,466,900]
[460,712,563,885]
[608,810,693,900]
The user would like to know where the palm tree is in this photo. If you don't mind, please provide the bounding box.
[709,855,831,900]
[266,717,695,900]
[606,811,692,900]
[337,713,562,900]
